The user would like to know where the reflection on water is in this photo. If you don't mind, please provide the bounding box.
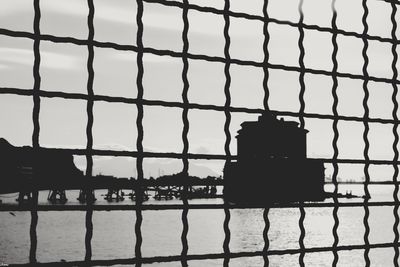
[0,185,399,266]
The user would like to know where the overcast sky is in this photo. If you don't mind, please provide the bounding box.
[0,0,399,179]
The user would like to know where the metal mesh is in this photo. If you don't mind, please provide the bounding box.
[1,0,400,266]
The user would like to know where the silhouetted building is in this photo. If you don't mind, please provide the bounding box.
[0,138,84,194]
[223,113,325,204]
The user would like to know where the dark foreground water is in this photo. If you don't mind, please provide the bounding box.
[1,185,400,266]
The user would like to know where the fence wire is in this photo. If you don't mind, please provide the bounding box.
[1,0,400,266]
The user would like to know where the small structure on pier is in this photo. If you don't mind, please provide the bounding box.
[77,190,96,204]
[128,189,150,201]
[104,188,125,202]
[223,113,325,204]
[185,185,218,199]
[154,186,174,200]
[16,191,33,204]
[47,189,67,204]
[15,165,34,205]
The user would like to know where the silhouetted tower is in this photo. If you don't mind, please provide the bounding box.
[237,113,307,160]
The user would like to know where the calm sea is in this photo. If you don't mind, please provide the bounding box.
[1,184,399,266]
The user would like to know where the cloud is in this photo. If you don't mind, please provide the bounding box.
[94,143,133,151]
[0,47,79,70]
[41,0,180,33]
[0,48,33,67]
[113,52,174,63]
[40,0,88,17]
[0,1,30,16]
[194,146,210,154]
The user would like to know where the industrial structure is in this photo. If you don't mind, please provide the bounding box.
[0,138,84,204]
[223,113,325,204]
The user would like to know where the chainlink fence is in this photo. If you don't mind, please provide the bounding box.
[1,0,400,266]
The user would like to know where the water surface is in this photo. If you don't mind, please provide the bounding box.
[1,185,399,266]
